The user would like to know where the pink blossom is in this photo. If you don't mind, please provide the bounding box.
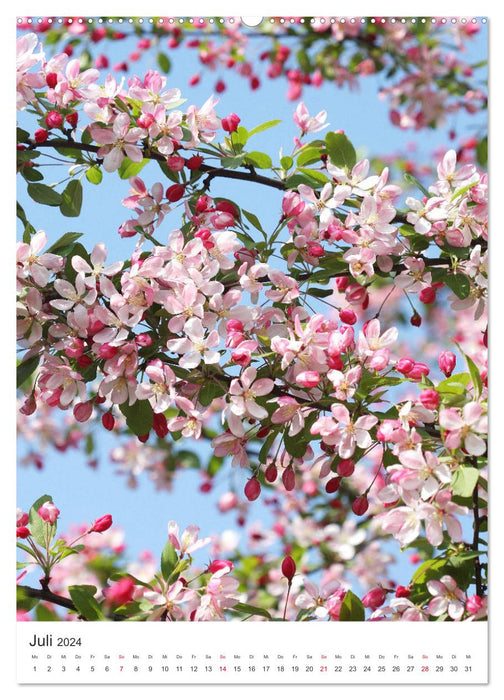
[293,101,328,134]
[167,319,220,370]
[89,113,145,172]
[426,575,466,620]
[227,367,274,437]
[439,401,487,455]
[168,521,211,557]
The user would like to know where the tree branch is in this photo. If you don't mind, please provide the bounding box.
[471,456,485,597]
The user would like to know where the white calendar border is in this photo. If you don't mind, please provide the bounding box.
[5,0,503,696]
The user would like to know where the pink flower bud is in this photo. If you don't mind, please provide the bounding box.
[466,595,483,615]
[407,362,430,382]
[282,467,296,491]
[46,72,58,88]
[439,351,456,377]
[307,243,325,258]
[165,184,185,202]
[419,389,440,410]
[153,413,168,439]
[208,559,233,574]
[38,501,60,524]
[345,283,367,305]
[167,154,185,171]
[335,276,349,292]
[104,577,135,607]
[73,401,93,423]
[419,286,437,304]
[362,588,386,610]
[231,347,252,367]
[98,343,118,360]
[352,495,369,516]
[17,527,30,538]
[244,477,261,501]
[336,458,355,477]
[281,555,296,582]
[102,412,115,431]
[90,514,113,533]
[187,155,203,171]
[136,333,152,347]
[45,110,63,129]
[296,370,320,388]
[221,113,241,133]
[396,357,415,375]
[395,585,411,598]
[264,464,278,483]
[339,308,357,325]
[20,395,37,415]
[325,477,341,494]
[34,128,49,144]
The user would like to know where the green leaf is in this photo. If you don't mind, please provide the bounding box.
[160,541,179,582]
[308,287,333,298]
[284,431,309,458]
[247,120,281,138]
[280,155,293,170]
[21,166,44,182]
[444,273,470,300]
[35,604,61,621]
[242,209,267,235]
[68,585,106,620]
[17,586,38,612]
[17,355,40,388]
[465,354,483,397]
[404,173,430,197]
[286,172,328,189]
[452,466,479,497]
[232,602,272,619]
[17,149,40,163]
[27,183,63,206]
[437,372,470,395]
[325,132,357,171]
[117,157,149,180]
[296,49,311,74]
[297,167,330,184]
[220,154,246,169]
[296,147,322,167]
[244,151,272,169]
[232,126,249,148]
[119,399,153,437]
[339,590,365,621]
[46,231,83,256]
[476,137,488,167]
[17,127,30,144]
[411,558,447,586]
[60,179,83,217]
[199,381,226,407]
[28,494,56,548]
[109,572,155,591]
[157,52,171,74]
[85,165,103,184]
[258,430,278,463]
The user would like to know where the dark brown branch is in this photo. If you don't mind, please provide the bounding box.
[471,456,485,597]
[26,139,288,192]
[23,585,78,612]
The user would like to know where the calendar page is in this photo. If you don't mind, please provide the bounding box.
[14,5,490,691]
